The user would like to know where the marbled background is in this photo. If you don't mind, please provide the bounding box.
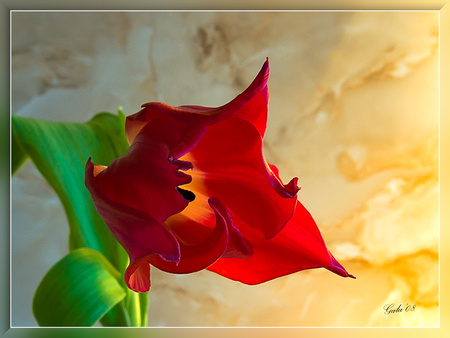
[11,11,439,327]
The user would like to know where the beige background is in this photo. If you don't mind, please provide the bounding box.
[11,11,438,327]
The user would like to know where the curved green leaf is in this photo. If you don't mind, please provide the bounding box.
[12,112,129,271]
[12,111,142,325]
[12,110,151,326]
[11,127,28,174]
[33,248,126,327]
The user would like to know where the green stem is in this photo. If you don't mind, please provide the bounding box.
[125,290,142,327]
[139,292,150,326]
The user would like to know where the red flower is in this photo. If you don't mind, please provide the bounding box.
[85,59,354,293]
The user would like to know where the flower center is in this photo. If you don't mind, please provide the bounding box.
[177,187,196,202]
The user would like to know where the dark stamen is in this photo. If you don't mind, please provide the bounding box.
[177,187,196,202]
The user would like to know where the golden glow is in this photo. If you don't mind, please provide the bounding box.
[181,156,216,219]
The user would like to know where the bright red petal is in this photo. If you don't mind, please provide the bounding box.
[207,201,355,284]
[184,115,299,239]
[232,67,269,138]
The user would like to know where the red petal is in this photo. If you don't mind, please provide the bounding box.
[125,59,270,144]
[85,159,181,265]
[85,112,211,292]
[125,261,151,293]
[90,115,207,225]
[207,201,355,284]
[232,67,269,138]
[185,116,299,239]
[166,192,253,260]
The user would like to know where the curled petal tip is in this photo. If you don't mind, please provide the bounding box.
[125,261,151,293]
[285,177,301,197]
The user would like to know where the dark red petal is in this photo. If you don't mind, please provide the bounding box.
[185,116,299,239]
[207,201,355,284]
[134,114,207,160]
[90,143,187,225]
[125,59,270,144]
[91,115,207,226]
[125,108,148,145]
[85,159,181,266]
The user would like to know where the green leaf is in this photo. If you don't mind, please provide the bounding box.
[12,112,140,325]
[12,112,129,271]
[99,301,131,327]
[32,248,126,327]
[12,111,149,326]
[11,125,28,174]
